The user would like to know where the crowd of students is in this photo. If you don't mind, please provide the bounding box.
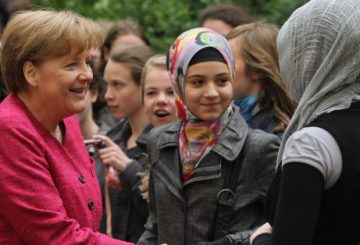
[0,0,359,244]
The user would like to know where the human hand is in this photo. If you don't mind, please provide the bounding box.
[250,223,272,245]
[197,236,232,245]
[94,135,131,172]
[105,165,123,189]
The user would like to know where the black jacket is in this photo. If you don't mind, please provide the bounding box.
[103,120,152,242]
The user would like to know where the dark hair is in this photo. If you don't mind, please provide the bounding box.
[101,19,150,59]
[199,4,255,28]
[0,73,7,102]
[89,65,106,120]
[109,44,156,85]
[0,2,9,28]
[99,19,151,75]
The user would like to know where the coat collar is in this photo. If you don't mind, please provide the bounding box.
[157,107,248,161]
[212,107,248,161]
[107,119,152,149]
[152,108,249,201]
[156,121,181,148]
[136,124,153,148]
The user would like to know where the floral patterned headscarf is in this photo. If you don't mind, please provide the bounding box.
[167,28,235,181]
[168,27,234,121]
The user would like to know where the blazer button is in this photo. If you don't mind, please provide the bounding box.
[78,175,86,184]
[88,201,95,211]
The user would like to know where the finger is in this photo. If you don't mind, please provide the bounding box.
[102,157,118,166]
[98,145,122,156]
[99,147,127,160]
[101,151,118,160]
[101,155,120,168]
[93,134,116,147]
[99,152,119,162]
[102,156,124,171]
[98,147,113,156]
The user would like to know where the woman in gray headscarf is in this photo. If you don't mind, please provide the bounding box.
[250,0,360,244]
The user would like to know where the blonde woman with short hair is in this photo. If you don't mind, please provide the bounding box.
[0,10,132,245]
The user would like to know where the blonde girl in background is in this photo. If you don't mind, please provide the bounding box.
[141,54,178,127]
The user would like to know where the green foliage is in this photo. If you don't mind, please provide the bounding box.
[235,0,308,25]
[32,0,308,52]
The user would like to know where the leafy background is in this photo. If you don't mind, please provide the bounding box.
[32,0,308,52]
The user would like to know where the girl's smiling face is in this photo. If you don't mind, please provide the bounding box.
[143,67,177,126]
[184,61,233,121]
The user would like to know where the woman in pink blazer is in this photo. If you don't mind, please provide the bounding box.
[0,9,133,245]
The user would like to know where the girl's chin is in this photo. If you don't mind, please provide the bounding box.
[193,111,224,122]
[152,115,177,126]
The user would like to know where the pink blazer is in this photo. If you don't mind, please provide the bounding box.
[0,95,133,245]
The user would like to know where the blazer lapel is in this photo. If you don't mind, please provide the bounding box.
[153,147,185,202]
[152,122,185,203]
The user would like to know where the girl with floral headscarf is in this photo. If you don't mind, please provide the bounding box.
[251,1,360,245]
[137,28,279,245]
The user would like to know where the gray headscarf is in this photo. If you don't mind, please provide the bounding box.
[277,0,360,166]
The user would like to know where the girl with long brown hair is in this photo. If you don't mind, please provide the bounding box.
[227,22,296,137]
[94,44,155,242]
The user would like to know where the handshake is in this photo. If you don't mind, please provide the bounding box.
[196,230,253,245]
[160,230,253,245]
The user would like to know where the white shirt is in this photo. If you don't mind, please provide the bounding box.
[282,126,342,190]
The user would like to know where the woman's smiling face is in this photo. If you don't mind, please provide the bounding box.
[184,61,233,121]
[28,49,93,119]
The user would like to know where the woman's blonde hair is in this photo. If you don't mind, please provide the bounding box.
[1,10,102,94]
[140,54,167,104]
[227,22,297,133]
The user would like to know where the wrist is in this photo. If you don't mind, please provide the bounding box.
[125,158,133,167]
[118,158,133,172]
[252,233,271,245]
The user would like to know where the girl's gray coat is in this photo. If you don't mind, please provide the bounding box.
[138,111,279,245]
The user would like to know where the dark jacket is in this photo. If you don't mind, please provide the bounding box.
[103,120,152,242]
[234,99,282,138]
[247,105,280,137]
[138,111,279,245]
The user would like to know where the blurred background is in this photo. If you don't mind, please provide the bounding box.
[2,0,308,51]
